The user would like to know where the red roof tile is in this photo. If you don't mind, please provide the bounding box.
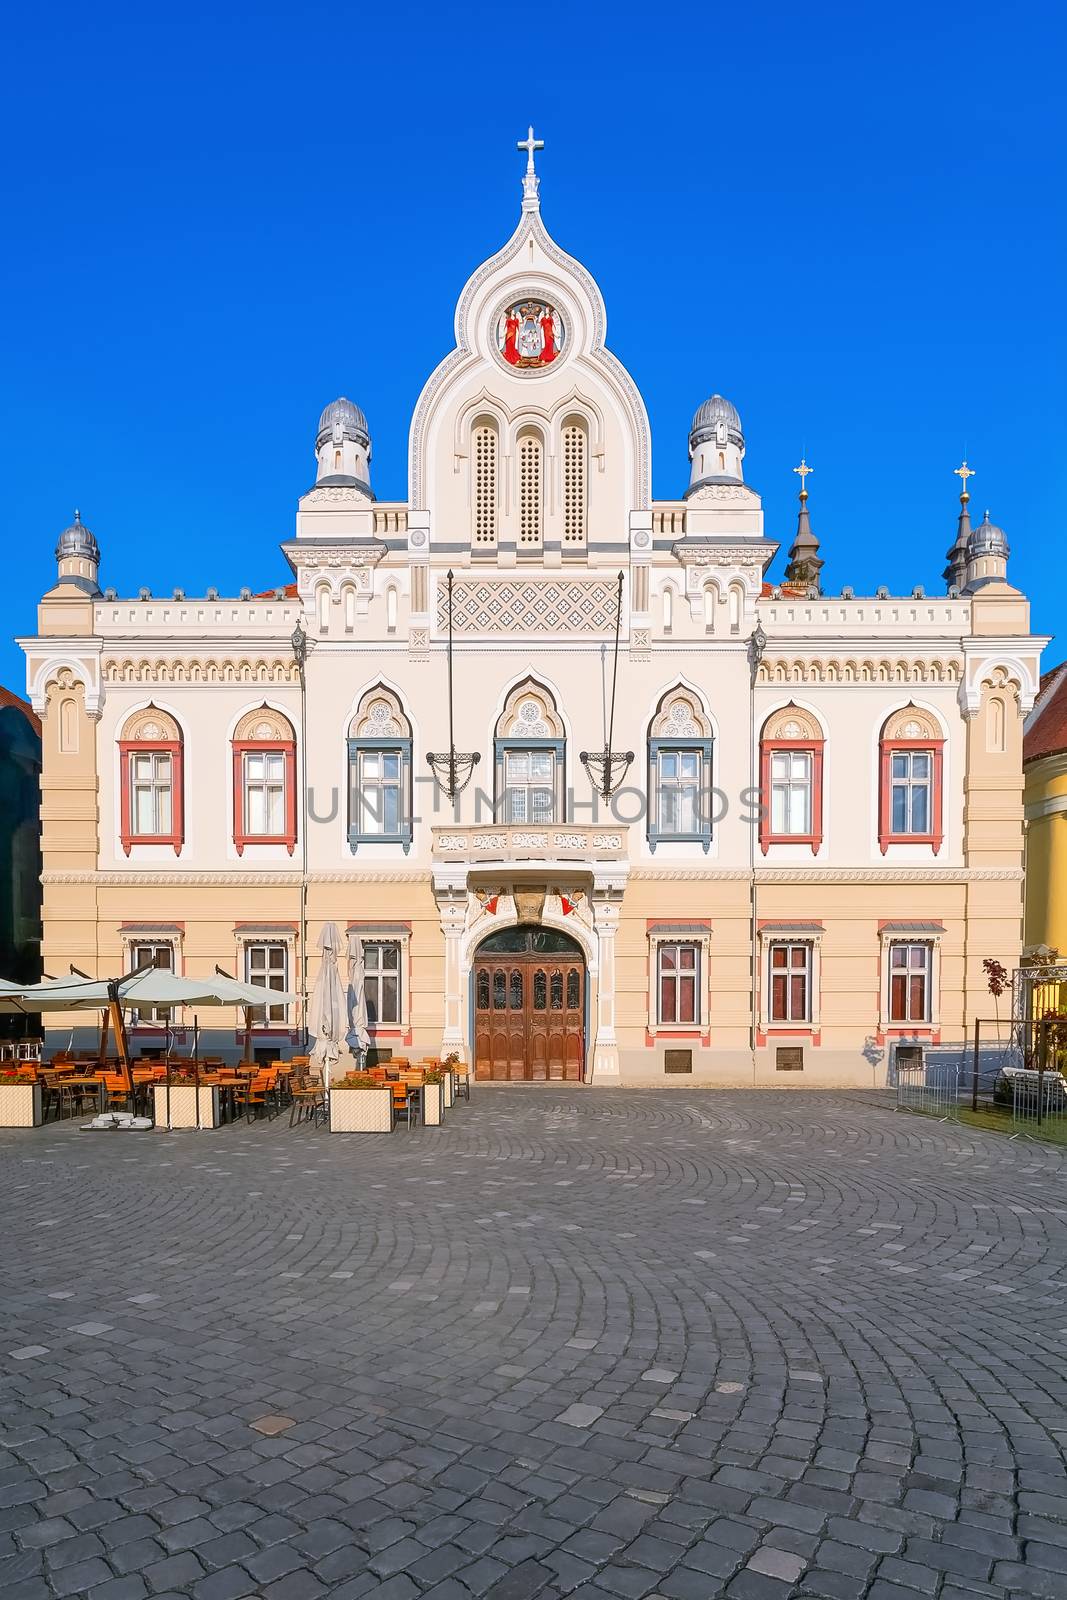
[1025,663,1067,764]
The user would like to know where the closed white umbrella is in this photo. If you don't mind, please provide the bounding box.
[309,923,346,1089]
[346,931,371,1067]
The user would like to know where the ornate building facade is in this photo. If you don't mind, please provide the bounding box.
[20,137,1046,1084]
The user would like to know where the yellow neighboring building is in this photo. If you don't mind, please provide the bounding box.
[1024,664,1067,957]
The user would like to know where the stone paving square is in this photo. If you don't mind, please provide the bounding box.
[1,1087,1065,1600]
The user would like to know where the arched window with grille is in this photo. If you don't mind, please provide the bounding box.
[562,418,587,547]
[472,420,498,548]
[118,706,185,856]
[518,431,543,548]
[232,707,298,856]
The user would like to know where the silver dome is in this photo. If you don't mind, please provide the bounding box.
[689,393,744,448]
[968,510,1010,561]
[55,509,99,564]
[316,396,370,447]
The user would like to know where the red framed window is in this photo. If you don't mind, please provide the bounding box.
[658,942,699,1024]
[118,708,184,856]
[759,707,824,854]
[769,943,811,1023]
[889,943,931,1023]
[232,709,297,855]
[878,708,944,854]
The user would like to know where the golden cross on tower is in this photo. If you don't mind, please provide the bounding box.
[954,459,975,501]
[793,458,813,498]
[517,125,544,173]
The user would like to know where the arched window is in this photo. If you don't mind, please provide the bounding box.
[648,688,714,851]
[342,585,356,632]
[703,586,716,633]
[386,587,398,633]
[662,586,674,635]
[759,704,825,855]
[232,707,297,855]
[878,705,944,855]
[562,418,587,546]
[988,695,1006,754]
[518,431,543,547]
[348,687,413,851]
[316,584,331,632]
[495,680,565,823]
[119,706,184,856]
[472,420,498,548]
[728,585,743,634]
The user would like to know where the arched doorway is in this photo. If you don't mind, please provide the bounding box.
[473,925,585,1082]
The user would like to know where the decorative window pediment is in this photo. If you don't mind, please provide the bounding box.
[650,689,712,741]
[496,681,564,741]
[350,687,411,741]
[882,705,940,742]
[759,703,825,855]
[120,706,181,744]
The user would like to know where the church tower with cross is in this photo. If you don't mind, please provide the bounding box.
[20,128,1047,1091]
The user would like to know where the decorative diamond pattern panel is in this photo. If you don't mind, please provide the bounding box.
[437,578,617,634]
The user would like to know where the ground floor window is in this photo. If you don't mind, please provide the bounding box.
[245,942,289,1024]
[889,942,931,1023]
[769,943,811,1023]
[658,942,700,1024]
[130,941,173,1024]
[364,941,401,1025]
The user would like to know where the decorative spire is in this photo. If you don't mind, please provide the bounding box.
[943,459,974,591]
[517,124,543,211]
[784,459,823,593]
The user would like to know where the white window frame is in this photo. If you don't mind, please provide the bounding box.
[243,749,287,837]
[121,926,184,1026]
[770,750,813,837]
[890,750,934,836]
[350,927,411,1031]
[129,750,173,836]
[646,928,712,1035]
[502,746,558,824]
[879,934,941,1031]
[758,929,823,1032]
[237,931,296,1027]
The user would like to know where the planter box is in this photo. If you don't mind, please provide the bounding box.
[153,1083,221,1130]
[0,1083,43,1128]
[330,1086,394,1133]
[439,1069,454,1109]
[422,1080,444,1126]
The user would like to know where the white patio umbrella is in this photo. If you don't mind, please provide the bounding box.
[308,922,346,1089]
[346,930,371,1067]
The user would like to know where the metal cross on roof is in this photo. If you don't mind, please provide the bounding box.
[517,125,544,172]
[793,458,813,496]
[954,459,975,500]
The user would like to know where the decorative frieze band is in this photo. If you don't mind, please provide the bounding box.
[103,659,300,685]
[42,866,1023,886]
[758,657,962,686]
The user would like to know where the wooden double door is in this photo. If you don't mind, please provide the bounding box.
[474,927,585,1082]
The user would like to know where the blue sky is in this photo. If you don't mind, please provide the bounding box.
[1,0,1064,691]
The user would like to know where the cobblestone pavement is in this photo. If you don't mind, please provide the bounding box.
[2,1089,1066,1600]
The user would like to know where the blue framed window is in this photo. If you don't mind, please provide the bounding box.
[347,687,413,852]
[493,682,566,824]
[648,689,714,851]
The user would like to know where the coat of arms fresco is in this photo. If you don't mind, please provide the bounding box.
[497,300,564,368]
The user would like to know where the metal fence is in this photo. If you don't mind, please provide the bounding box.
[893,1019,1067,1138]
[895,1061,960,1121]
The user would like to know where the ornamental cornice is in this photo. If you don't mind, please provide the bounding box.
[758,657,962,686]
[41,869,429,885]
[284,545,386,570]
[628,867,1023,882]
[674,545,767,569]
[103,658,300,686]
